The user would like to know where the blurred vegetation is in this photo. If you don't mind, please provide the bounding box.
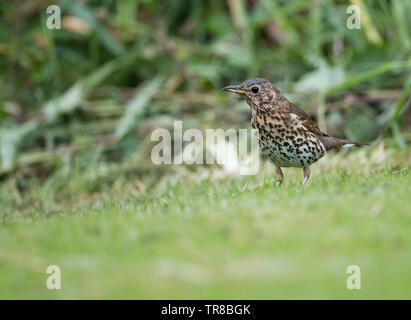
[0,0,410,185]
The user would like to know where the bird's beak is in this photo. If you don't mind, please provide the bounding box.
[223,85,245,94]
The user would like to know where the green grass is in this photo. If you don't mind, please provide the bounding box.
[0,143,411,299]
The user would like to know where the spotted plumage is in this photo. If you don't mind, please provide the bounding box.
[223,78,367,185]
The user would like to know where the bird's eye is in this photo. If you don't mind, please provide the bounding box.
[251,86,259,93]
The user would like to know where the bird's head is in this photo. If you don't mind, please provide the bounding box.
[223,78,280,108]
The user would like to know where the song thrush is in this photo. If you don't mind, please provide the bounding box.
[223,78,366,185]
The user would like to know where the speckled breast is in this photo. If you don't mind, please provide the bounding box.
[252,112,327,168]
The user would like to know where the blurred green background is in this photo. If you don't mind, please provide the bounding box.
[1,0,410,179]
[0,0,411,299]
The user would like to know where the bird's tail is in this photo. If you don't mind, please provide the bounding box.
[340,139,368,148]
[319,136,368,151]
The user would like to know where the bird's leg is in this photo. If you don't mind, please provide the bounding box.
[275,167,284,187]
[302,167,310,186]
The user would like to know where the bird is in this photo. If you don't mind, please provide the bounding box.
[223,78,367,186]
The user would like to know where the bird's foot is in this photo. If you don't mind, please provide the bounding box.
[302,167,310,186]
[275,167,284,188]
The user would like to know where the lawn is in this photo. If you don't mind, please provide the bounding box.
[0,142,410,299]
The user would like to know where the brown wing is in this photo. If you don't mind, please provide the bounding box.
[283,102,366,151]
[287,102,328,137]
